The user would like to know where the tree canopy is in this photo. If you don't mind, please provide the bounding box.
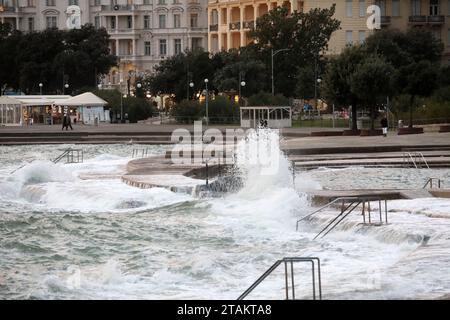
[0,23,117,95]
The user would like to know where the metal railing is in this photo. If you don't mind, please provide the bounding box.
[423,177,443,189]
[402,152,430,169]
[237,257,322,300]
[297,197,389,239]
[53,148,84,164]
[132,148,151,159]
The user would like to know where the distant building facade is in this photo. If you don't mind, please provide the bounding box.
[0,0,208,89]
[207,0,450,62]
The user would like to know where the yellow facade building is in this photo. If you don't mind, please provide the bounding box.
[208,0,450,62]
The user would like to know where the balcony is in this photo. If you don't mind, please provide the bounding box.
[229,22,240,31]
[243,20,254,30]
[101,5,135,12]
[380,16,391,26]
[409,15,427,24]
[209,24,218,32]
[0,6,21,14]
[428,15,445,25]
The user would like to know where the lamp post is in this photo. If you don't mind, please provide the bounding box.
[315,78,322,116]
[120,80,124,124]
[238,72,246,106]
[204,78,209,128]
[39,83,43,95]
[63,83,69,95]
[136,82,142,98]
[271,48,290,96]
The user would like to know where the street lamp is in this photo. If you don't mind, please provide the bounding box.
[39,83,43,95]
[239,78,246,106]
[271,48,290,95]
[63,83,69,95]
[97,83,102,90]
[315,78,322,115]
[120,80,124,123]
[204,78,209,128]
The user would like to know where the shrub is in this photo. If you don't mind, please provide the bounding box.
[247,91,290,106]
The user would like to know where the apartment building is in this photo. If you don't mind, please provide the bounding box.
[0,0,208,87]
[207,0,450,62]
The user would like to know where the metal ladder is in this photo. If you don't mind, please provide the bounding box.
[53,148,84,164]
[423,177,443,189]
[402,152,430,169]
[237,257,322,300]
[297,197,389,240]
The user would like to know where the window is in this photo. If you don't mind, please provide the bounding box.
[159,39,167,56]
[346,30,353,45]
[28,17,34,31]
[144,41,151,56]
[173,14,181,28]
[27,0,35,6]
[144,0,150,4]
[359,31,365,44]
[430,0,439,15]
[94,16,100,29]
[376,0,386,16]
[144,15,151,29]
[94,0,101,5]
[46,16,57,29]
[157,0,166,4]
[190,14,198,28]
[359,0,365,17]
[392,0,400,16]
[46,0,55,6]
[159,15,166,28]
[411,0,421,15]
[174,39,181,54]
[191,37,202,51]
[346,0,352,17]
[127,16,133,29]
[110,16,116,29]
[68,0,79,5]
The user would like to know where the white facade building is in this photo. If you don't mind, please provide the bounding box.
[0,0,208,89]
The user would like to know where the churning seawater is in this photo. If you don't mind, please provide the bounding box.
[1,138,450,300]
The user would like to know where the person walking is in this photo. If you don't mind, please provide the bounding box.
[62,115,67,131]
[381,115,388,137]
[66,115,73,131]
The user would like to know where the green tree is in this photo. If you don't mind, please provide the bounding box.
[170,99,202,124]
[350,55,394,130]
[365,28,443,128]
[247,91,290,106]
[250,5,340,96]
[396,60,439,128]
[322,45,367,130]
[146,49,217,102]
[212,47,267,97]
[0,24,117,94]
[0,23,21,94]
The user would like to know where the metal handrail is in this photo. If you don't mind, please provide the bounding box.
[297,196,389,239]
[237,257,322,300]
[296,196,364,231]
[403,152,429,169]
[53,148,83,164]
[132,148,150,158]
[423,177,442,189]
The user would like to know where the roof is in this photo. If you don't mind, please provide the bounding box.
[0,96,21,105]
[57,92,107,106]
[6,95,71,106]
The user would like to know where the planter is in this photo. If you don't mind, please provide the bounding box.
[398,127,424,135]
[360,129,383,136]
[342,129,361,136]
[439,125,450,133]
[310,131,344,137]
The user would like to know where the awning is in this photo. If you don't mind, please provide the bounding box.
[0,96,22,105]
[57,92,108,106]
